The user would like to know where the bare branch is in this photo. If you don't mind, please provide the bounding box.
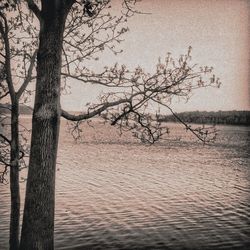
[0,11,15,100]
[24,0,41,20]
[61,97,131,121]
[122,0,150,16]
[16,49,37,99]
[151,98,218,144]
[0,133,11,144]
[0,91,9,99]
[62,48,220,144]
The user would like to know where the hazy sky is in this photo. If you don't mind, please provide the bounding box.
[62,0,250,112]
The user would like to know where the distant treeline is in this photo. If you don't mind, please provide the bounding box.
[1,104,249,126]
[158,111,250,126]
[0,103,33,115]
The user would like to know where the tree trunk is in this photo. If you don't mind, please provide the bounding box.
[20,3,68,249]
[9,99,21,250]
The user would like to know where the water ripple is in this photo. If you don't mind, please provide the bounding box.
[0,123,250,250]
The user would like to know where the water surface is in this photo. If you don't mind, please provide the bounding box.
[0,121,250,249]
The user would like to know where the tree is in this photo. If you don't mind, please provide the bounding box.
[0,1,220,249]
[0,1,37,249]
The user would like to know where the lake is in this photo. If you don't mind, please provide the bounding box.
[0,119,250,249]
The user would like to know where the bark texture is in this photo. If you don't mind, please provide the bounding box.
[20,2,69,249]
[9,100,21,250]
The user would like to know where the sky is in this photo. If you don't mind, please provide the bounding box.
[62,0,249,112]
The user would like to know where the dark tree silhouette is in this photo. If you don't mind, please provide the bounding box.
[0,1,36,249]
